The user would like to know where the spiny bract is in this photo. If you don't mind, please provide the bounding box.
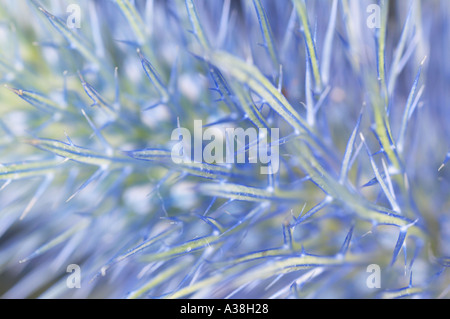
[0,0,449,299]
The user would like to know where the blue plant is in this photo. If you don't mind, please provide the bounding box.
[0,0,449,299]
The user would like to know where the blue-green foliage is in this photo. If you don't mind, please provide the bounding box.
[0,0,449,298]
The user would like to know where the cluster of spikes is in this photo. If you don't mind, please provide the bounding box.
[0,0,449,298]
